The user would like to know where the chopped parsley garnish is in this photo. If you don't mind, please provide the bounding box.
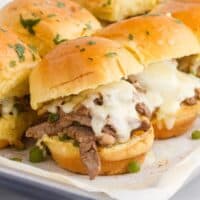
[105,52,117,57]
[10,157,22,162]
[57,1,65,8]
[191,130,200,140]
[102,0,112,7]
[14,43,25,62]
[47,14,57,18]
[20,15,41,35]
[9,60,16,68]
[88,57,93,61]
[48,113,59,123]
[87,40,96,45]
[53,34,67,45]
[128,33,134,40]
[80,48,86,52]
[28,44,38,61]
[29,146,45,163]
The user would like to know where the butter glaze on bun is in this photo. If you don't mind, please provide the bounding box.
[95,14,200,65]
[30,36,144,110]
[0,0,101,56]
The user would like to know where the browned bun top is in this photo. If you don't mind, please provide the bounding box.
[30,36,143,109]
[0,0,101,56]
[0,26,39,99]
[151,0,200,42]
[95,14,200,65]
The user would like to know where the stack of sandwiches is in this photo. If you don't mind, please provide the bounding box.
[0,0,199,179]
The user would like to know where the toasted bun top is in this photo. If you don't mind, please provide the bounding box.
[151,1,200,42]
[0,27,39,99]
[95,14,200,65]
[30,36,143,109]
[0,0,101,56]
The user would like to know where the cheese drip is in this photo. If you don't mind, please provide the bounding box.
[0,97,18,116]
[46,80,146,142]
[137,60,200,129]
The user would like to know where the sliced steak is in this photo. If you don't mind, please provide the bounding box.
[64,125,100,179]
[136,103,151,118]
[183,96,197,106]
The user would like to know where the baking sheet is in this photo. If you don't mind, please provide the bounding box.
[0,118,200,200]
[1,1,200,199]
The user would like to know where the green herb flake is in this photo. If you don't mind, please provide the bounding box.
[87,40,96,45]
[88,57,93,61]
[10,157,22,162]
[48,113,59,123]
[53,34,67,45]
[105,52,117,58]
[102,0,112,7]
[80,48,86,52]
[57,1,65,8]
[59,135,71,141]
[128,33,134,40]
[20,15,41,35]
[29,146,45,163]
[128,161,140,173]
[191,130,200,140]
[9,60,16,68]
[14,43,25,62]
[47,14,57,18]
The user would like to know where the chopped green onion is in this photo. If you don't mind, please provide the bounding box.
[57,2,65,8]
[10,157,22,162]
[128,161,140,173]
[191,130,200,140]
[48,113,59,123]
[29,146,44,163]
[59,135,71,141]
[53,34,67,45]
[105,52,117,58]
[14,43,25,62]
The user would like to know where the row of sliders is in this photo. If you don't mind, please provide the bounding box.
[0,0,199,179]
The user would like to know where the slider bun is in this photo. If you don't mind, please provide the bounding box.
[30,36,144,110]
[74,0,158,22]
[0,27,39,99]
[153,103,199,139]
[151,0,200,42]
[95,15,200,65]
[0,111,37,148]
[0,0,101,56]
[42,127,154,175]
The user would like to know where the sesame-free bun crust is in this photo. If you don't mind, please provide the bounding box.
[42,127,154,176]
[95,15,200,65]
[73,0,158,22]
[151,0,200,42]
[0,0,101,57]
[153,103,199,139]
[0,27,39,99]
[30,36,144,110]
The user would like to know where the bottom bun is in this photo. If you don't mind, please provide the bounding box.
[42,127,154,176]
[153,103,199,139]
[0,111,37,149]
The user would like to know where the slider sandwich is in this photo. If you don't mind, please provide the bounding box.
[0,27,39,148]
[26,37,154,179]
[95,15,200,139]
[151,0,200,77]
[0,0,101,57]
[73,0,158,22]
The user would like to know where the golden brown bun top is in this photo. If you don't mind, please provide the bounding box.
[0,26,40,99]
[0,0,101,57]
[95,14,200,65]
[30,36,143,110]
[151,0,200,42]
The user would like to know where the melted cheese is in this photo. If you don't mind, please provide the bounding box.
[137,60,200,129]
[0,98,18,116]
[46,80,146,142]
